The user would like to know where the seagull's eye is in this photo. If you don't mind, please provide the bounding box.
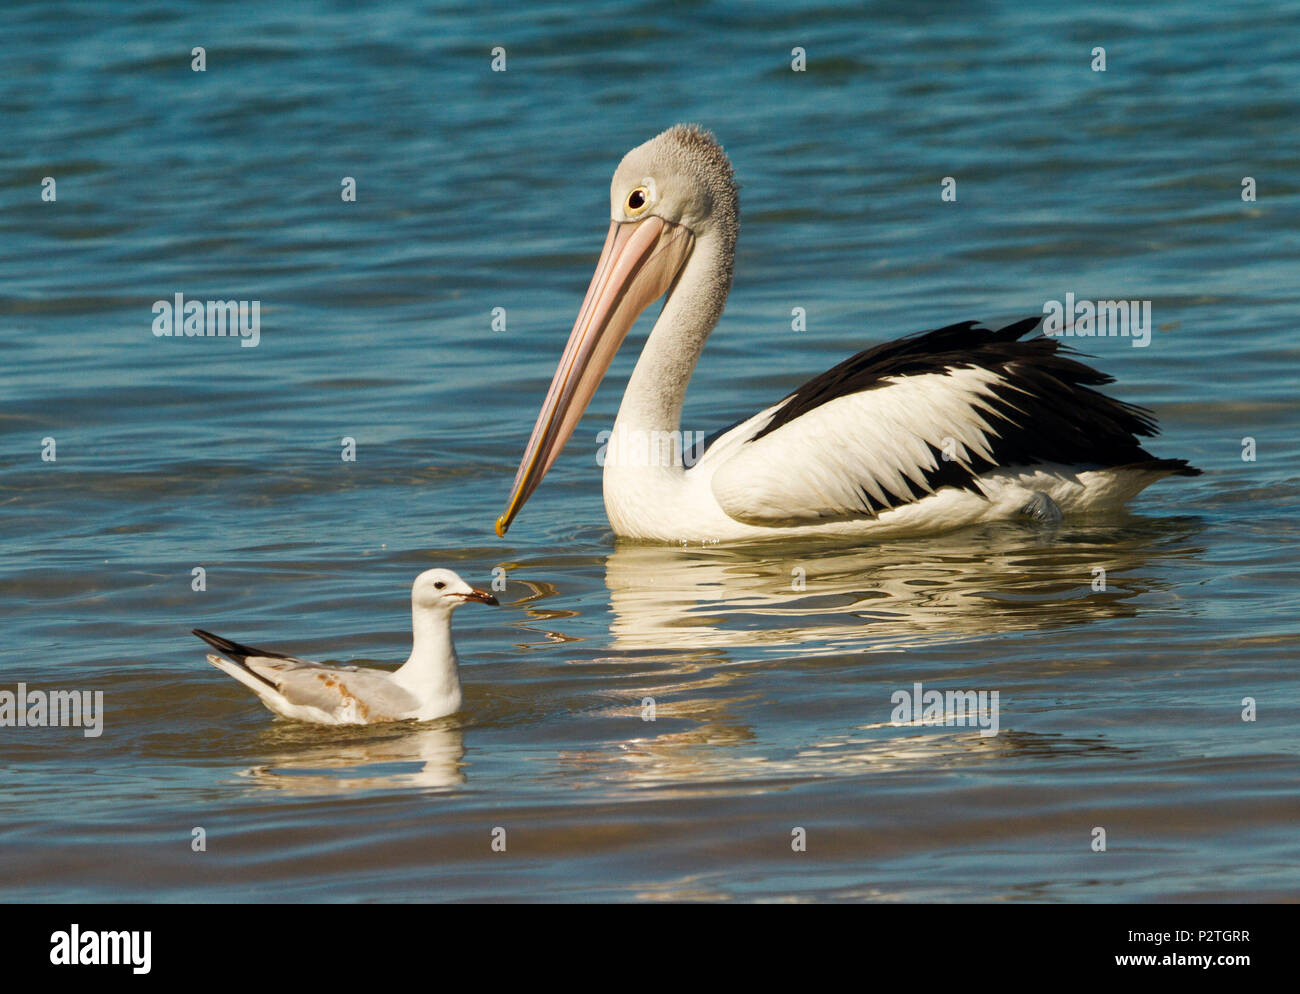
[626,187,650,215]
[434,581,446,590]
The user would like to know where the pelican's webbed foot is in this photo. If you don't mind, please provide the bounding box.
[1019,491,1064,525]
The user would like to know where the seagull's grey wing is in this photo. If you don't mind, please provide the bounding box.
[243,658,421,720]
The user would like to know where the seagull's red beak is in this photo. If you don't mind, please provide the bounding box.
[495,216,694,537]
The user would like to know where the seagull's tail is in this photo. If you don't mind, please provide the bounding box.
[193,629,283,691]
[193,628,291,664]
[202,653,273,693]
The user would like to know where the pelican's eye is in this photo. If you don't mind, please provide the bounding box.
[626,186,650,216]
[434,581,446,590]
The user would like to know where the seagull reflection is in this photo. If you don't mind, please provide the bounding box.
[236,721,466,794]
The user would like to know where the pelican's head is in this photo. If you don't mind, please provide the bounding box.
[411,568,499,614]
[496,125,738,537]
[608,124,738,240]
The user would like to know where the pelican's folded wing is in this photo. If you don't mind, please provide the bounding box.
[709,321,1167,527]
[709,369,1008,525]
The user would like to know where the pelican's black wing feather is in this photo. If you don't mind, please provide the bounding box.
[750,317,1200,480]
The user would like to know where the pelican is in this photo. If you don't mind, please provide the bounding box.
[194,569,498,725]
[496,125,1200,543]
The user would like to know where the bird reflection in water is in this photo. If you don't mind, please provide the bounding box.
[601,517,1201,655]
[236,720,466,794]
[554,516,1202,788]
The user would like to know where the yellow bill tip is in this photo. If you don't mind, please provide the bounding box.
[494,515,509,538]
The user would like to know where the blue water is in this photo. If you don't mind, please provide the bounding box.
[1,0,1298,901]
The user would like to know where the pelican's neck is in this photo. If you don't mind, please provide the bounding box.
[603,223,736,540]
[613,228,734,440]
[394,605,459,700]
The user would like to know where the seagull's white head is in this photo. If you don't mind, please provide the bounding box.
[411,568,499,614]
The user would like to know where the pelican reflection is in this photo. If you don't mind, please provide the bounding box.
[602,518,1201,655]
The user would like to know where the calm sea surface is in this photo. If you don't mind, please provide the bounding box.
[2,0,1298,902]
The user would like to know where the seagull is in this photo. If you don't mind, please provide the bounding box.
[194,568,498,725]
[496,124,1200,543]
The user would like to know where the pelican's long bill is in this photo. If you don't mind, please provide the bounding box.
[495,216,694,537]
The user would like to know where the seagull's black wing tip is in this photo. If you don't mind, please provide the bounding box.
[191,628,293,663]
[192,628,242,660]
